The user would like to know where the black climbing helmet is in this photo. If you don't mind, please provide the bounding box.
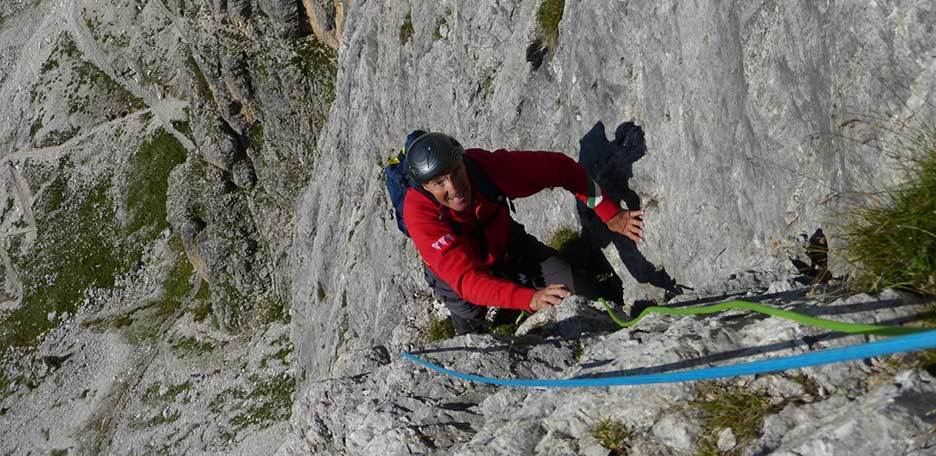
[406,132,464,186]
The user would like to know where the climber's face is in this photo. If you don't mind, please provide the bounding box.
[422,159,472,212]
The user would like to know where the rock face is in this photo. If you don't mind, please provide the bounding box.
[289,0,936,386]
[0,0,334,453]
[282,285,936,455]
[302,0,349,49]
[1,0,935,454]
[284,0,936,454]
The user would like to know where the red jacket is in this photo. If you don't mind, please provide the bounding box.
[403,148,622,312]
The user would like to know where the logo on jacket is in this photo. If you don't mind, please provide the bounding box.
[431,234,455,252]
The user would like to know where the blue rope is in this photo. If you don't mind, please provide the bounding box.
[402,329,936,388]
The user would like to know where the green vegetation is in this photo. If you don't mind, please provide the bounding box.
[185,50,212,100]
[316,284,326,303]
[537,0,565,46]
[480,72,496,98]
[691,382,783,456]
[400,11,415,45]
[488,322,519,336]
[112,237,194,343]
[290,35,338,91]
[143,408,181,426]
[260,334,293,369]
[171,120,192,139]
[142,381,192,405]
[126,128,187,238]
[77,126,189,335]
[546,224,624,302]
[37,32,143,142]
[73,58,145,112]
[29,118,43,137]
[259,293,290,325]
[41,58,60,74]
[841,134,936,295]
[41,34,78,75]
[191,280,212,322]
[171,336,215,355]
[589,417,633,455]
[212,372,294,431]
[0,167,125,350]
[547,226,580,254]
[288,35,338,140]
[433,14,448,41]
[36,127,81,148]
[135,380,191,427]
[907,348,936,377]
[879,309,936,377]
[625,64,637,83]
[425,318,455,342]
[570,338,584,361]
[248,122,264,150]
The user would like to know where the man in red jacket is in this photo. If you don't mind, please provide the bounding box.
[403,132,644,334]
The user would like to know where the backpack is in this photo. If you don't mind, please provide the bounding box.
[384,131,514,238]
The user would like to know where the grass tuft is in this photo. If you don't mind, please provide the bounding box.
[433,13,448,41]
[547,226,580,254]
[0,168,124,350]
[841,132,936,295]
[691,382,783,455]
[400,12,415,45]
[590,417,633,455]
[536,0,565,47]
[191,280,212,322]
[488,322,519,336]
[185,50,212,100]
[126,128,187,238]
[425,318,455,342]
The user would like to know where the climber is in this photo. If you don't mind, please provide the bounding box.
[400,131,644,334]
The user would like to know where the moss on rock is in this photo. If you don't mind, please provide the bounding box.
[0,166,124,350]
[126,128,188,239]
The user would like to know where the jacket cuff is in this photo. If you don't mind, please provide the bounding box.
[510,287,536,312]
[594,196,623,223]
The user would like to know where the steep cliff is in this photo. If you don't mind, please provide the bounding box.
[0,0,335,452]
[285,0,936,453]
[1,0,935,454]
[290,0,936,384]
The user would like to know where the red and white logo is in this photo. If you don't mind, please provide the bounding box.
[431,234,455,252]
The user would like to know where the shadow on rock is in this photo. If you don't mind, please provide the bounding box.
[575,307,936,378]
[576,121,691,300]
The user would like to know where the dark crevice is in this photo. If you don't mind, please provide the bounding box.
[295,0,314,37]
[526,39,548,71]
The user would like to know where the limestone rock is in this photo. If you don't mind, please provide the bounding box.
[716,427,737,452]
[283,285,936,455]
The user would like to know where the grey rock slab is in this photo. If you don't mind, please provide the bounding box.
[283,285,936,455]
[288,0,936,400]
[716,427,737,452]
[752,369,936,456]
[0,0,333,452]
[652,413,701,453]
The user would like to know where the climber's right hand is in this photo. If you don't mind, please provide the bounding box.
[530,284,572,312]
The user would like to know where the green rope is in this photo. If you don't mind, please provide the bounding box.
[599,298,927,337]
[515,311,528,326]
